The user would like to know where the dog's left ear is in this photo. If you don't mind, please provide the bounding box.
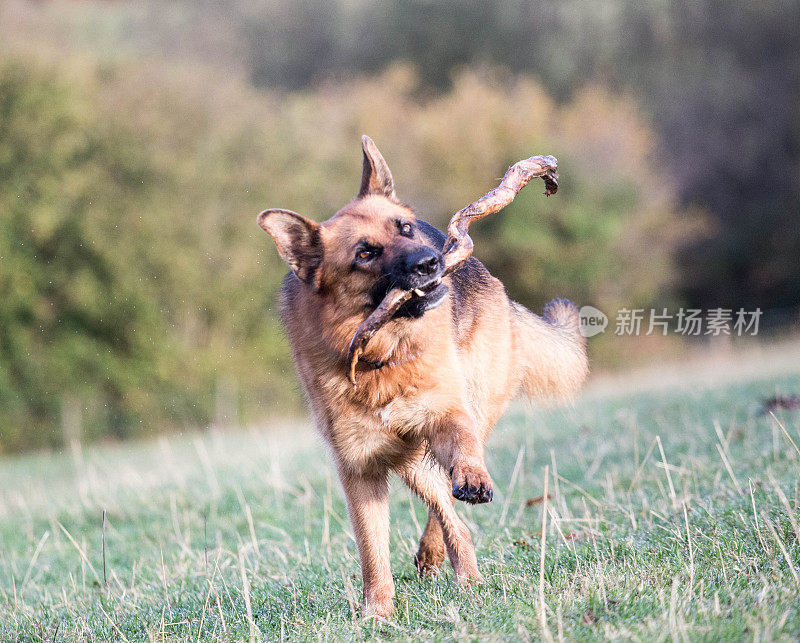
[358,135,397,201]
[257,208,323,285]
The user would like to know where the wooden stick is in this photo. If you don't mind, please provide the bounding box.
[346,154,558,386]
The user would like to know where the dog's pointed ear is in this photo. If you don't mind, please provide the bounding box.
[358,135,397,201]
[257,209,323,285]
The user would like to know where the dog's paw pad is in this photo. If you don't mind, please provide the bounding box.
[451,464,493,504]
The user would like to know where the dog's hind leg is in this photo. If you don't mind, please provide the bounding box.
[398,454,482,584]
[414,510,446,577]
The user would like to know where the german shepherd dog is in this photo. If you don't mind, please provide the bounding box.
[258,136,588,618]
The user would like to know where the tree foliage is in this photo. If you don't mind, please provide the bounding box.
[3,0,794,450]
[36,0,792,312]
[0,54,690,450]
[239,0,800,310]
[0,60,188,449]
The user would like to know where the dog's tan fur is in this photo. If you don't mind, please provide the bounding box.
[258,138,588,618]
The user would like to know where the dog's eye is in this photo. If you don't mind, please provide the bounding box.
[353,243,382,266]
[400,223,413,236]
[356,246,380,262]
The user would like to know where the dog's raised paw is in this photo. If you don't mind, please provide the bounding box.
[450,464,493,504]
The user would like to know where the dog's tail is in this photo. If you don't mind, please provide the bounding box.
[511,298,589,403]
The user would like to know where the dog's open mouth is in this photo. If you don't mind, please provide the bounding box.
[410,277,448,309]
[394,277,448,318]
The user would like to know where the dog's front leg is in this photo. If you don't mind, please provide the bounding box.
[398,454,482,584]
[337,465,394,618]
[427,409,494,505]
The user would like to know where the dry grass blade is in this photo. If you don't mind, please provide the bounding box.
[761,511,800,588]
[102,509,107,588]
[539,465,550,634]
[98,602,129,642]
[20,531,49,591]
[769,411,800,459]
[57,522,101,585]
[238,552,259,642]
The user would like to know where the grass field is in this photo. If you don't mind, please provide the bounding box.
[2,359,800,640]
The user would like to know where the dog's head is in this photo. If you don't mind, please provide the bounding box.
[258,136,448,320]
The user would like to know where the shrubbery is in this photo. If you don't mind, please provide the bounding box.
[0,56,690,450]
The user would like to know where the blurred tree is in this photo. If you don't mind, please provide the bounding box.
[233,0,800,312]
[6,0,797,308]
[0,59,191,450]
[258,66,694,315]
[612,1,800,312]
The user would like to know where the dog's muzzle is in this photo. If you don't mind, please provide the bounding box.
[370,247,448,318]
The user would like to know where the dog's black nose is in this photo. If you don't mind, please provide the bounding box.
[404,248,441,277]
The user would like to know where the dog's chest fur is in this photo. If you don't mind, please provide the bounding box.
[325,380,452,473]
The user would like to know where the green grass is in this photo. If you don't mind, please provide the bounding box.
[2,366,800,640]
